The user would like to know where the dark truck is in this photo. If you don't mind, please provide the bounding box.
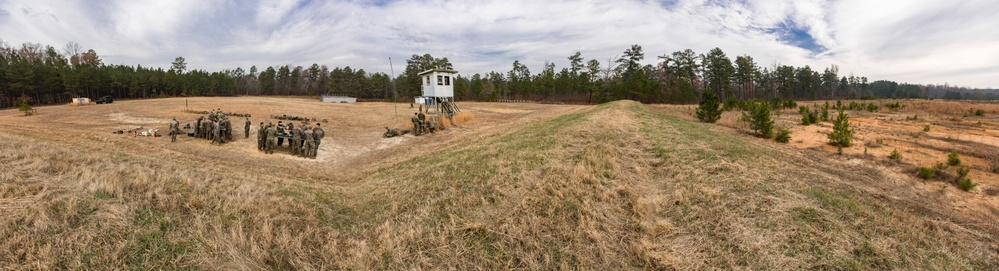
[95,95,113,104]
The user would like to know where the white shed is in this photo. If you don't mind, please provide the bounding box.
[320,95,357,103]
[418,69,458,98]
[71,97,91,105]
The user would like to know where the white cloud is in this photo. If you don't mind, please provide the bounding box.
[255,0,302,27]
[0,0,996,88]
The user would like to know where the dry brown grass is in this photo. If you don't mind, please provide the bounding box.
[451,112,475,125]
[1,98,997,269]
[429,112,474,131]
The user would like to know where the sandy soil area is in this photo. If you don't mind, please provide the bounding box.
[1,97,588,182]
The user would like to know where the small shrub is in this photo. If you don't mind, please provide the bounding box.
[956,167,970,178]
[934,162,949,171]
[774,126,791,143]
[947,151,961,166]
[785,99,797,109]
[828,108,853,147]
[977,121,983,127]
[800,106,817,125]
[917,167,936,179]
[888,149,901,160]
[723,97,740,111]
[974,109,985,116]
[866,103,878,112]
[957,178,977,191]
[923,125,930,132]
[990,162,999,174]
[885,102,901,111]
[849,101,861,110]
[769,97,781,109]
[696,89,722,123]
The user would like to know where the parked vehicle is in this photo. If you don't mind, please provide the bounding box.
[95,96,113,104]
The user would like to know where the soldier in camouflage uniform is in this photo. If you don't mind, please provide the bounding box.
[257,122,266,150]
[299,124,309,157]
[219,117,227,142]
[197,118,203,138]
[212,120,222,144]
[244,118,251,139]
[205,120,213,141]
[276,121,286,147]
[169,117,180,142]
[265,123,277,154]
[412,112,421,135]
[195,116,203,139]
[220,117,227,141]
[418,111,429,134]
[199,118,207,138]
[220,119,226,144]
[289,123,299,156]
[224,117,233,141]
[312,123,324,158]
[384,127,404,137]
[303,125,315,158]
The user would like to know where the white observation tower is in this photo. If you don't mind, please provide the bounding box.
[416,69,461,123]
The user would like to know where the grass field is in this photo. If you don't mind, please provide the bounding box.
[1,97,997,269]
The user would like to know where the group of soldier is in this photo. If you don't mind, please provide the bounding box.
[190,108,246,145]
[164,108,331,159]
[257,121,325,158]
[411,111,434,136]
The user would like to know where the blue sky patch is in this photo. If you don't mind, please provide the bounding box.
[771,22,826,55]
[656,0,679,9]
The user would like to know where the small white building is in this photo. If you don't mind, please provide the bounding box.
[71,97,91,105]
[418,69,458,98]
[320,95,357,103]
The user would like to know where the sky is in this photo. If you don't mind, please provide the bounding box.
[1,0,998,88]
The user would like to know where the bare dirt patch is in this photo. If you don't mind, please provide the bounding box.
[0,97,585,180]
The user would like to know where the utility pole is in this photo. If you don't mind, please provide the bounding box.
[390,57,397,117]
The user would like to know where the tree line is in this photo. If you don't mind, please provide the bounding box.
[1,40,996,108]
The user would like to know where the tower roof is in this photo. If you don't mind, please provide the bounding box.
[418,69,458,76]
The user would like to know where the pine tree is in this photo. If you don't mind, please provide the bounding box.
[828,108,853,147]
[821,101,830,121]
[696,89,722,123]
[741,101,774,138]
[18,99,33,116]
